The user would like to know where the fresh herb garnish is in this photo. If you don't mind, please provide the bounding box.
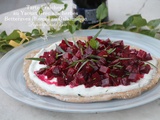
[55,44,65,53]
[26,58,45,62]
[89,29,102,49]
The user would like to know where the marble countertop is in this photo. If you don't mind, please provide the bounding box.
[0,0,160,120]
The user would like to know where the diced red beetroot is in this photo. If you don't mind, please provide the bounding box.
[35,68,46,75]
[67,68,77,77]
[92,72,101,81]
[77,40,85,46]
[145,53,152,61]
[72,56,79,62]
[62,52,72,59]
[34,35,153,88]
[137,50,146,59]
[75,50,82,58]
[59,40,68,51]
[140,64,151,74]
[85,63,94,73]
[76,73,86,84]
[87,36,93,40]
[102,78,110,87]
[52,66,61,76]
[99,65,110,73]
[128,73,139,82]
[126,65,133,72]
[85,46,93,55]
[56,77,66,86]
[60,62,68,69]
[121,77,130,85]
[113,40,124,47]
[98,50,108,57]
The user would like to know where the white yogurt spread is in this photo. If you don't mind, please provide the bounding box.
[28,42,158,96]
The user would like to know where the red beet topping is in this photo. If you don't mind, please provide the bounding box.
[34,37,152,87]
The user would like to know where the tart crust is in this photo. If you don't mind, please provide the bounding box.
[23,38,160,103]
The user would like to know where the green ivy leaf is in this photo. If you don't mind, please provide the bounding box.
[96,2,108,22]
[5,30,20,41]
[147,19,160,29]
[50,0,64,4]
[123,14,147,28]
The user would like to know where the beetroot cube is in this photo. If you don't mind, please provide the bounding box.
[63,52,72,59]
[98,50,108,57]
[99,65,110,73]
[137,50,146,59]
[102,78,110,87]
[56,77,66,86]
[92,72,101,81]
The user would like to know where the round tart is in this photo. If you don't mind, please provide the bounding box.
[23,36,160,103]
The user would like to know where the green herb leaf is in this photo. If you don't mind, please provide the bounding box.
[96,2,108,22]
[106,24,124,30]
[123,14,147,28]
[5,30,20,41]
[26,58,45,61]
[147,19,160,29]
[107,48,116,54]
[89,39,99,49]
[64,38,71,47]
[50,0,64,4]
[68,24,77,34]
[145,61,157,69]
[89,29,102,49]
[140,29,156,37]
[0,31,7,39]
[56,44,65,53]
[77,60,89,73]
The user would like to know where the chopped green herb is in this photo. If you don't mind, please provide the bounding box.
[26,58,45,62]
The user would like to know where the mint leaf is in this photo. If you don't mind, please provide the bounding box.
[123,14,147,28]
[96,2,108,22]
[147,19,160,29]
[50,0,64,4]
[26,58,45,61]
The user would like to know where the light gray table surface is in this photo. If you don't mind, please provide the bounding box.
[1,0,160,120]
